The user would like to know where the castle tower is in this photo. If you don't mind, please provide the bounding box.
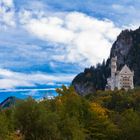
[111,56,117,77]
[111,56,117,90]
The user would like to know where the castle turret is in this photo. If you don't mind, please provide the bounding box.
[111,56,117,90]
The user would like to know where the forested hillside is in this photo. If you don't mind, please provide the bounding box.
[1,86,140,140]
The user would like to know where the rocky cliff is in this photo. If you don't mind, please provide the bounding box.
[110,27,140,85]
[72,27,140,95]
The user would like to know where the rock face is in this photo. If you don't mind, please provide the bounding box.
[72,27,140,95]
[72,63,108,96]
[110,30,133,66]
[72,69,96,96]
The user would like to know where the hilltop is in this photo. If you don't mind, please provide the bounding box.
[72,27,140,95]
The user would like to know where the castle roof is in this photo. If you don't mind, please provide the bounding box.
[119,65,133,75]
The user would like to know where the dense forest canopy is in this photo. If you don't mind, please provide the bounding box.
[1,85,140,140]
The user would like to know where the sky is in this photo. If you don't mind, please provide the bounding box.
[0,0,140,101]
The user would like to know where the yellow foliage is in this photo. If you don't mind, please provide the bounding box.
[8,132,24,140]
[90,102,108,118]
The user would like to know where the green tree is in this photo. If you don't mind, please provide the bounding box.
[119,109,140,140]
[14,98,60,140]
[0,112,11,140]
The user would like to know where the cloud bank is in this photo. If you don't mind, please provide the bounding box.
[0,68,74,89]
[19,11,121,65]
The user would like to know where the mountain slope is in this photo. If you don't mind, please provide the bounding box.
[0,96,21,109]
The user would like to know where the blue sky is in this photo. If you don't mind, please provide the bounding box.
[0,0,140,101]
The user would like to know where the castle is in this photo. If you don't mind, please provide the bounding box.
[106,57,134,90]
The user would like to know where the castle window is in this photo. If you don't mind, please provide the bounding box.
[121,76,131,88]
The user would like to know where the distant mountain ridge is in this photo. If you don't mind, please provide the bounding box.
[72,27,140,95]
[0,96,20,109]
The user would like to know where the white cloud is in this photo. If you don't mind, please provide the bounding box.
[0,88,56,92]
[1,0,13,7]
[0,68,74,89]
[20,11,121,66]
[0,0,15,27]
[112,4,136,14]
